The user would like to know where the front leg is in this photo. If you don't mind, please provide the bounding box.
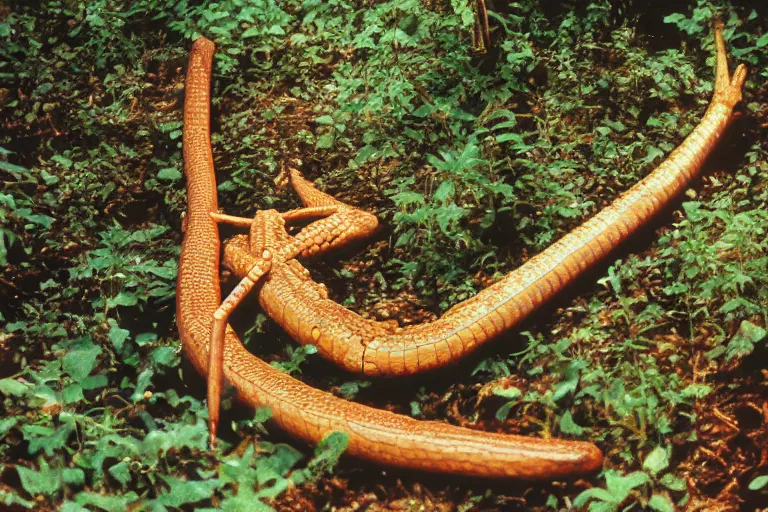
[207,250,272,448]
[214,167,379,262]
[278,167,379,259]
[287,207,378,259]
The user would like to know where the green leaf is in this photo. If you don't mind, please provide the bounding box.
[253,407,273,423]
[648,493,675,512]
[108,320,130,353]
[82,374,108,390]
[392,191,425,207]
[75,491,140,512]
[62,342,102,380]
[157,167,182,181]
[719,297,758,315]
[155,474,221,508]
[0,488,35,509]
[606,470,650,500]
[14,208,55,228]
[220,485,275,512]
[0,417,19,437]
[241,26,262,38]
[62,383,84,404]
[142,422,208,453]
[492,120,517,130]
[572,487,617,508]
[748,475,768,491]
[643,446,670,475]
[559,411,586,435]
[315,115,334,125]
[660,473,687,492]
[495,401,515,422]
[151,346,178,367]
[254,443,304,487]
[6,321,27,332]
[309,431,348,474]
[0,378,31,397]
[726,320,766,362]
[492,386,522,400]
[17,459,61,496]
[681,383,711,399]
[643,146,665,166]
[59,502,88,512]
[756,33,768,48]
[159,120,182,133]
[602,119,626,132]
[0,160,29,175]
[412,104,434,117]
[108,462,132,486]
[552,378,578,401]
[315,133,335,149]
[432,180,455,203]
[23,422,74,455]
[107,291,138,308]
[337,380,370,399]
[135,332,158,346]
[495,132,524,144]
[355,145,379,164]
[62,468,85,486]
[552,359,585,401]
[487,108,517,122]
[50,154,73,169]
[663,13,686,24]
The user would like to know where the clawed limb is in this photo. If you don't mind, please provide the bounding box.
[205,168,378,447]
[207,250,272,447]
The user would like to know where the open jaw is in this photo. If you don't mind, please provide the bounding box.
[176,23,745,479]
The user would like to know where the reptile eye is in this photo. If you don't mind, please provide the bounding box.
[311,327,321,341]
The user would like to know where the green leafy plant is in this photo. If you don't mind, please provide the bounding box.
[574,446,682,511]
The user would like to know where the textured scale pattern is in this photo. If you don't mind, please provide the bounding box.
[177,37,604,480]
[225,60,747,377]
[178,24,745,478]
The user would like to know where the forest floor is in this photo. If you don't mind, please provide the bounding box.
[1,1,767,511]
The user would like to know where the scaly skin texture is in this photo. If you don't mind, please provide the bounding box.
[223,24,747,377]
[177,37,604,479]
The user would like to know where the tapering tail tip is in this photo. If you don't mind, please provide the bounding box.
[576,443,605,474]
[713,20,747,107]
[731,63,748,90]
[192,36,215,53]
[528,441,604,480]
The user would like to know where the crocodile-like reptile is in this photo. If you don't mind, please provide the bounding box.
[178,36,604,479]
[177,23,745,477]
[220,25,747,378]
